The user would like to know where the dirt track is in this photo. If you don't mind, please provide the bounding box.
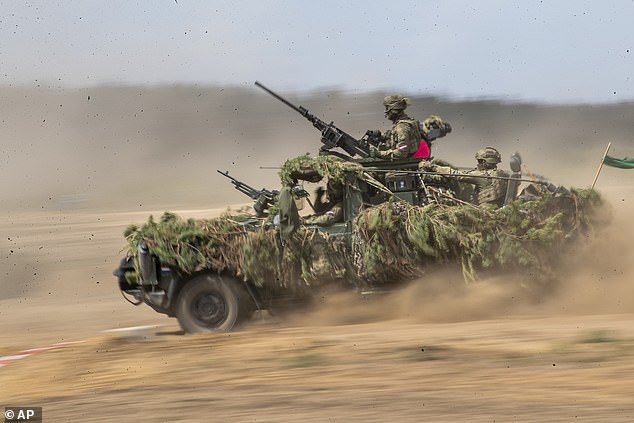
[3,314,634,422]
[1,200,634,422]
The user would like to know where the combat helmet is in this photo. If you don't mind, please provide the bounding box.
[383,94,409,112]
[475,147,501,165]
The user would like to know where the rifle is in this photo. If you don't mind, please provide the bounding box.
[367,168,553,186]
[254,81,370,158]
[217,170,279,217]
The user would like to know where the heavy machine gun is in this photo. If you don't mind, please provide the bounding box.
[255,81,371,158]
[217,170,279,217]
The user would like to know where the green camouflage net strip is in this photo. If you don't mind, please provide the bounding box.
[123,188,603,293]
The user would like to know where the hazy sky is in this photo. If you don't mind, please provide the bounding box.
[1,0,633,103]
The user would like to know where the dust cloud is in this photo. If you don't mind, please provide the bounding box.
[290,191,634,327]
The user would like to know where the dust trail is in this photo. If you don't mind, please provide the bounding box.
[292,188,633,326]
[532,187,634,315]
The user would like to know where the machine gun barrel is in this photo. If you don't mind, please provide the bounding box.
[255,81,307,117]
[254,81,370,158]
[217,170,279,217]
[216,170,278,201]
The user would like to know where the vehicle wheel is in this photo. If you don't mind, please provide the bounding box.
[175,274,246,333]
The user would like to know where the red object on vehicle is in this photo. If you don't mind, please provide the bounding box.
[413,140,430,158]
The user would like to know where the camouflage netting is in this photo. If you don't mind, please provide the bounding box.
[352,188,603,283]
[278,153,391,196]
[278,153,363,186]
[124,187,603,294]
[124,210,348,296]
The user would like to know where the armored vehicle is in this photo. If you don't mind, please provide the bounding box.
[114,83,602,333]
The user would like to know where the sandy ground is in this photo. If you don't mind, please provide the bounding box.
[2,313,634,422]
[1,86,634,422]
[0,192,632,422]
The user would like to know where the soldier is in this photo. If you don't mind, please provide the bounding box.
[369,95,421,160]
[421,147,509,207]
[418,115,452,158]
[302,179,344,226]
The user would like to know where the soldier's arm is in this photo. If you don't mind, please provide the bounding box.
[378,122,417,159]
[428,165,485,187]
[302,203,343,227]
[433,165,456,174]
[312,187,328,213]
[428,165,481,184]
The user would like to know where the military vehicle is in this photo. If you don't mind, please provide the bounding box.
[114,82,602,333]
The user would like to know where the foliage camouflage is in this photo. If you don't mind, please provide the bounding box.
[278,153,363,186]
[352,188,602,283]
[124,209,346,295]
[278,153,391,196]
[124,185,603,294]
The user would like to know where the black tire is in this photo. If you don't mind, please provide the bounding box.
[175,274,247,333]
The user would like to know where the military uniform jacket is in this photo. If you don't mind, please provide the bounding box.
[461,168,509,207]
[434,166,509,207]
[381,116,421,159]
[303,201,343,227]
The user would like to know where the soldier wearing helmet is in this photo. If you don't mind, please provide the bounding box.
[302,179,344,226]
[475,147,502,171]
[465,147,509,206]
[369,95,421,160]
[420,147,510,207]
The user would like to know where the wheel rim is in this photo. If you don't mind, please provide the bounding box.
[191,291,228,327]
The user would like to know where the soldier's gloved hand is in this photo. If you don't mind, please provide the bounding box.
[419,160,437,172]
[291,184,307,197]
[362,130,384,148]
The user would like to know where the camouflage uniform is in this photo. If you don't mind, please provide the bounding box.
[303,202,343,226]
[302,180,344,226]
[423,147,509,207]
[456,168,509,207]
[373,95,420,159]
